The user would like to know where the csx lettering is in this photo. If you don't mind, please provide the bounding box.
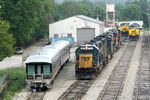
[81,57,90,61]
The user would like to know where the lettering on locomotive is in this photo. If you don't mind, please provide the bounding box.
[79,55,92,68]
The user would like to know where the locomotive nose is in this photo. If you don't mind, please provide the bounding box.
[79,54,93,68]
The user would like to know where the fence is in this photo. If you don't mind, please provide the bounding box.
[0,69,8,87]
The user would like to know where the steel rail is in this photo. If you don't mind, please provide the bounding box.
[98,41,136,100]
[58,80,93,100]
[27,91,46,100]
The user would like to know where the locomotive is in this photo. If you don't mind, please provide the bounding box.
[25,41,70,90]
[129,28,140,40]
[75,30,120,79]
[120,25,129,37]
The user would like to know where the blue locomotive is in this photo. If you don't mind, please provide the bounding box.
[75,29,121,79]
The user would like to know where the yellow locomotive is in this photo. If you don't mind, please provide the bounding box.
[129,28,139,40]
[120,26,129,37]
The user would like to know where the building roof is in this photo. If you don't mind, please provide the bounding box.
[50,15,104,25]
[75,15,104,24]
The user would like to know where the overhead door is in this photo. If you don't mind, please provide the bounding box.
[77,28,95,45]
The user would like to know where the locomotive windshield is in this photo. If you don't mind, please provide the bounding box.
[80,50,93,54]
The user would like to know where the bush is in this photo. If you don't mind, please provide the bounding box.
[0,68,26,100]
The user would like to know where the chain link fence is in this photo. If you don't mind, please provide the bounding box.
[0,69,8,87]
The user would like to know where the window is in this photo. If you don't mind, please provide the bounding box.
[54,34,59,38]
[67,34,72,38]
[27,65,35,75]
[37,65,41,75]
[43,65,50,75]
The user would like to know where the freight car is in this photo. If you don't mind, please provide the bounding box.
[25,41,70,90]
[75,32,114,79]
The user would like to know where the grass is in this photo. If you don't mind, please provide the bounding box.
[0,68,26,100]
[0,70,6,77]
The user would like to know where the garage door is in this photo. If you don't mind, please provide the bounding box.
[77,28,95,45]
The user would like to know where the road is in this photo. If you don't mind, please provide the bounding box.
[0,41,47,70]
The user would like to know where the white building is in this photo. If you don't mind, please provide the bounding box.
[49,15,104,45]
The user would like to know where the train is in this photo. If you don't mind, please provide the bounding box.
[75,29,121,79]
[120,25,129,37]
[25,40,70,90]
[129,25,140,40]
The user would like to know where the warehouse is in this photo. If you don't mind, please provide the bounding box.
[49,15,104,45]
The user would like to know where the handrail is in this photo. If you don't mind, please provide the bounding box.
[0,69,8,87]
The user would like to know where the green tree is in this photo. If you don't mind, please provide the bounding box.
[93,6,105,21]
[0,19,15,60]
[138,0,149,27]
[115,4,125,21]
[34,0,52,40]
[0,0,40,46]
[57,0,92,19]
[121,4,142,21]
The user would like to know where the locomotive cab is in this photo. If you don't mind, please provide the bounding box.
[129,28,139,40]
[120,26,129,37]
[75,45,102,79]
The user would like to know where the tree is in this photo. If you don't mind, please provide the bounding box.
[0,19,15,60]
[121,4,142,21]
[115,4,124,21]
[34,0,52,40]
[0,0,41,46]
[137,0,149,27]
[93,6,105,21]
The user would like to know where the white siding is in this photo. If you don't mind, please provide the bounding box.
[49,16,104,43]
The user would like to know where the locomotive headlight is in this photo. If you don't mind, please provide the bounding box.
[85,46,88,50]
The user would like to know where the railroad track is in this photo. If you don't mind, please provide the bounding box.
[97,40,137,100]
[27,91,46,100]
[133,31,150,100]
[58,80,94,100]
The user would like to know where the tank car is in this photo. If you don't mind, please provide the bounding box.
[25,41,70,90]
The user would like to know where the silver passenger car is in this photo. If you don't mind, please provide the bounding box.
[25,40,70,89]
